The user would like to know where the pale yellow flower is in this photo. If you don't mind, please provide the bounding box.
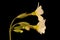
[35,6,44,16]
[31,3,46,34]
[36,20,46,34]
[32,19,46,34]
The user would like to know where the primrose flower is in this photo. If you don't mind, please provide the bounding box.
[36,20,46,34]
[31,3,46,34]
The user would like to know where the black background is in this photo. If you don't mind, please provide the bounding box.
[0,0,48,40]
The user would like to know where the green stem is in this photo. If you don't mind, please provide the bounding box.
[9,17,17,40]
